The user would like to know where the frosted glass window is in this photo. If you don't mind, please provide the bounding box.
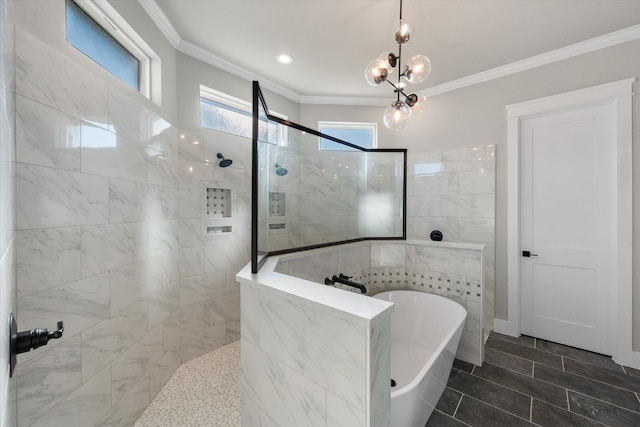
[65,0,140,91]
[318,122,377,150]
[200,97,279,143]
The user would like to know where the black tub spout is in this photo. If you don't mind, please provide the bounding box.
[331,274,367,294]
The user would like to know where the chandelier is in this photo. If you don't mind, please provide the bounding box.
[364,0,431,130]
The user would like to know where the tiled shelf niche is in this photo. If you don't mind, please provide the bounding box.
[268,191,287,231]
[201,181,235,237]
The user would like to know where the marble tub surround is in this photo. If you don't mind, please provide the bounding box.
[274,240,485,366]
[12,26,245,427]
[237,256,393,427]
[407,145,495,335]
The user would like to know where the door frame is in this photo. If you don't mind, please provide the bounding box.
[498,78,636,366]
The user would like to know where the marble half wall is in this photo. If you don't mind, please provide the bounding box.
[238,259,392,427]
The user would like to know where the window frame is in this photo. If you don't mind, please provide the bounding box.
[317,121,378,151]
[66,0,160,104]
[200,85,287,145]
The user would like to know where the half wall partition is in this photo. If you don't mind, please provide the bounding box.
[252,82,407,272]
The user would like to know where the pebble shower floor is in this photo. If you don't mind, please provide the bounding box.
[134,341,241,427]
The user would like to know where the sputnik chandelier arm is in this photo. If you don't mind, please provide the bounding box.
[364,0,431,130]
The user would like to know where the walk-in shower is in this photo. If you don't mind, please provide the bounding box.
[251,81,407,272]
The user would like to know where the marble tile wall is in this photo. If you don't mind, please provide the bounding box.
[240,279,390,427]
[11,26,245,427]
[0,3,17,426]
[407,145,495,334]
[276,241,484,366]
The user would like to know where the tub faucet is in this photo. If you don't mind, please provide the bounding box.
[325,274,367,294]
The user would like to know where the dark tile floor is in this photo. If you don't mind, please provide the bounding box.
[427,332,640,426]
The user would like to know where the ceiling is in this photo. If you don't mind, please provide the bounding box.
[149,0,640,104]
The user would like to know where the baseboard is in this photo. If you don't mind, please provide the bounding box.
[492,318,518,337]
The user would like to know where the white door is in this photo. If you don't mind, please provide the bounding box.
[520,104,615,355]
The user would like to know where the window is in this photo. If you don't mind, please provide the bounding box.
[200,85,286,144]
[318,122,377,150]
[65,0,160,103]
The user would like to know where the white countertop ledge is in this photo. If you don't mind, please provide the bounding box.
[236,254,394,325]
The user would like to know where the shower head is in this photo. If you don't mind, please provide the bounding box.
[274,163,288,176]
[217,153,233,168]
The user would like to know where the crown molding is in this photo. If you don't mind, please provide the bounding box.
[137,0,180,47]
[420,24,640,99]
[139,0,640,106]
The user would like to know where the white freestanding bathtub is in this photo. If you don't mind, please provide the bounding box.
[373,290,467,427]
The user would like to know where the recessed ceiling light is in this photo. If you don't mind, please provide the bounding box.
[276,53,293,64]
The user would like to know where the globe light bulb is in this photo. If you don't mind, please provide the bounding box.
[394,19,413,45]
[383,101,411,130]
[378,52,397,75]
[404,54,431,84]
[408,93,426,115]
[365,59,389,86]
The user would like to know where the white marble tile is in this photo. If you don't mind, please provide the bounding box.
[108,87,162,143]
[327,392,365,427]
[110,260,159,315]
[28,365,111,427]
[15,95,81,171]
[108,178,148,223]
[180,302,204,335]
[459,218,495,242]
[179,246,204,277]
[98,375,149,427]
[442,194,495,218]
[415,246,482,278]
[442,145,496,173]
[180,325,226,362]
[179,272,226,307]
[147,148,180,188]
[16,227,81,297]
[147,280,179,329]
[407,195,443,217]
[162,311,181,352]
[177,159,226,189]
[371,243,406,268]
[179,218,202,248]
[412,172,458,196]
[111,327,163,402]
[82,301,149,380]
[204,292,240,329]
[242,395,261,427]
[149,343,180,399]
[178,131,204,161]
[15,28,109,126]
[178,187,200,219]
[16,163,109,229]
[204,239,248,272]
[81,122,147,183]
[458,169,495,195]
[81,223,148,277]
[369,314,391,427]
[147,219,179,256]
[259,291,366,409]
[16,335,82,427]
[160,125,179,159]
[144,184,178,223]
[17,273,109,358]
[240,283,260,346]
[286,250,337,284]
[241,339,326,427]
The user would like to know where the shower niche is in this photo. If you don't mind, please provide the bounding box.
[201,181,235,237]
[268,191,287,231]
